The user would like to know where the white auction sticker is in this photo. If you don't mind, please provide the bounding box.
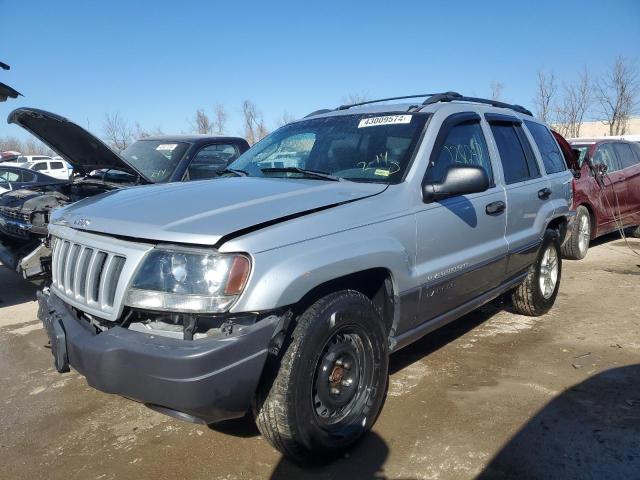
[358,115,412,128]
[156,143,178,151]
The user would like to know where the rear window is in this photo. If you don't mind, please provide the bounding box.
[524,121,566,174]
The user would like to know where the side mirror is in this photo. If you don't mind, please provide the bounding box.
[422,165,490,203]
[0,181,12,192]
[594,163,608,174]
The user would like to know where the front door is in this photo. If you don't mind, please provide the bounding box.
[412,112,508,328]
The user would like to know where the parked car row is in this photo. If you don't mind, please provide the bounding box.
[0,108,249,278]
[1,92,638,464]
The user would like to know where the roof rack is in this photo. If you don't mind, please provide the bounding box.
[335,94,439,111]
[421,91,533,117]
[304,91,533,118]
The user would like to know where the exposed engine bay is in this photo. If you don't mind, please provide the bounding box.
[0,179,127,278]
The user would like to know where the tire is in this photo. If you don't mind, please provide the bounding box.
[254,290,389,464]
[561,206,591,260]
[511,229,562,316]
[627,225,640,238]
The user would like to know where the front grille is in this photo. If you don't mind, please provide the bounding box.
[51,236,127,311]
[0,208,32,238]
[0,208,31,223]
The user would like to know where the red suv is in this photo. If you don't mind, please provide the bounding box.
[562,139,640,259]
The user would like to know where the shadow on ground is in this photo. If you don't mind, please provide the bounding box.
[478,365,640,479]
[0,265,39,308]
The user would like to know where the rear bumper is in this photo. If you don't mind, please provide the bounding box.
[38,290,281,424]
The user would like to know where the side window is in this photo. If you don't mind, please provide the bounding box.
[524,121,566,174]
[425,120,493,184]
[593,144,620,172]
[50,161,65,170]
[630,143,640,163]
[31,162,47,171]
[613,143,639,169]
[490,123,539,184]
[0,169,20,182]
[187,144,239,180]
[20,170,36,182]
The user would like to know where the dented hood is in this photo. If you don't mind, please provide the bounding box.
[51,177,387,246]
[8,108,152,183]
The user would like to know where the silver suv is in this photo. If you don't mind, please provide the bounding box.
[39,92,575,463]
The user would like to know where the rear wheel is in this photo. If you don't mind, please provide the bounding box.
[511,229,562,316]
[627,225,640,238]
[254,290,389,464]
[561,206,590,260]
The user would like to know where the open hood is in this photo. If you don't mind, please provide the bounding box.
[8,108,152,183]
[552,130,580,172]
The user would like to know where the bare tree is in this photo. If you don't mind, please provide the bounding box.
[189,109,212,134]
[594,56,640,136]
[0,136,52,155]
[342,91,371,105]
[133,122,164,139]
[555,69,591,138]
[241,100,269,145]
[276,111,296,128]
[212,104,228,135]
[103,112,133,152]
[534,69,557,123]
[490,81,504,101]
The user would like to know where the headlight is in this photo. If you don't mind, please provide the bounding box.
[125,246,251,313]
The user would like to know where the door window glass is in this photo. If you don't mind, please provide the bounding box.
[0,169,20,182]
[613,143,639,169]
[50,161,65,170]
[187,144,239,180]
[524,121,566,174]
[31,162,47,171]
[490,123,539,184]
[425,121,493,184]
[593,144,620,172]
[491,123,537,184]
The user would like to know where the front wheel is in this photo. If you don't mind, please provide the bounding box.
[511,229,562,316]
[254,290,389,464]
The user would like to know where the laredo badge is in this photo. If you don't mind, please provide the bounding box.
[358,114,412,128]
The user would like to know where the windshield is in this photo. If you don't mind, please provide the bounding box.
[572,145,590,166]
[229,113,429,183]
[120,140,190,182]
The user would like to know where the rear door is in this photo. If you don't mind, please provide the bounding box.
[413,112,508,326]
[486,115,551,276]
[592,143,624,231]
[612,143,640,220]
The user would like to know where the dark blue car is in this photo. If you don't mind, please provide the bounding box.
[0,165,64,195]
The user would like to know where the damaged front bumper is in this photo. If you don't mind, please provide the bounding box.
[0,240,51,280]
[38,289,282,424]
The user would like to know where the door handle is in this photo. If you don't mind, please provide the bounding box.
[538,188,552,199]
[485,201,506,215]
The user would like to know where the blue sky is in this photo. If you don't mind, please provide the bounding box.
[1,0,639,140]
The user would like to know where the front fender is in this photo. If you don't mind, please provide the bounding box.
[230,228,414,313]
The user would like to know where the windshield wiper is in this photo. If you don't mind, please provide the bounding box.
[218,168,249,177]
[261,167,342,181]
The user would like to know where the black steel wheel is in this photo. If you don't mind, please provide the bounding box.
[254,290,388,464]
